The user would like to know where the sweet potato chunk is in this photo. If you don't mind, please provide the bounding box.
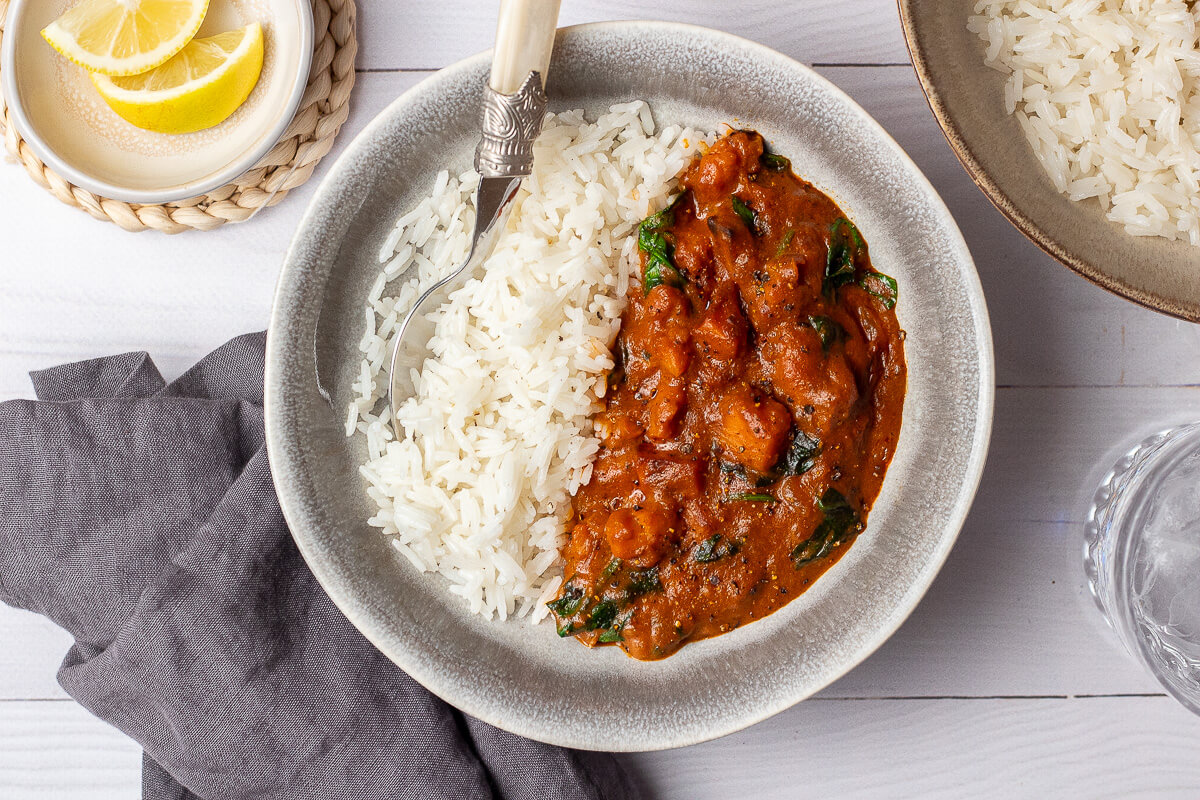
[643,286,692,378]
[714,383,792,473]
[759,325,859,437]
[646,380,687,441]
[683,131,764,207]
[693,287,747,362]
[604,505,677,567]
[636,451,704,498]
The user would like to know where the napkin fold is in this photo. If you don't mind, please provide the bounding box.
[0,332,639,800]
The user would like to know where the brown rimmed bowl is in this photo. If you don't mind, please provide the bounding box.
[898,0,1200,322]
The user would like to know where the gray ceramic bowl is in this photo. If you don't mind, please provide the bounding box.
[265,21,993,751]
[899,0,1200,322]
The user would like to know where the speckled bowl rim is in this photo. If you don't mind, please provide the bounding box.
[897,0,1200,323]
[266,20,994,750]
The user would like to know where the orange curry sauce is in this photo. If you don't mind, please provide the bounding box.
[549,130,907,660]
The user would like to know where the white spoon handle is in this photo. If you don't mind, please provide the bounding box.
[489,0,561,94]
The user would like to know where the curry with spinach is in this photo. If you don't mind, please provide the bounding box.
[549,130,907,660]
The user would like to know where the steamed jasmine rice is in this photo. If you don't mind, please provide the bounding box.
[969,0,1200,244]
[346,101,710,621]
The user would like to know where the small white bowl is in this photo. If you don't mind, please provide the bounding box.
[1,0,313,204]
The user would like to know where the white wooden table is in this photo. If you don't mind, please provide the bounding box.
[4,2,1200,797]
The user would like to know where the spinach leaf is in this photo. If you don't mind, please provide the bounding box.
[638,219,671,262]
[693,534,741,563]
[638,194,686,293]
[643,257,686,293]
[550,570,648,642]
[597,611,632,643]
[731,195,759,234]
[597,626,624,644]
[638,192,682,238]
[586,600,619,631]
[807,315,840,352]
[762,152,791,171]
[607,338,630,390]
[725,491,775,503]
[825,217,865,295]
[774,228,795,258]
[778,430,822,476]
[546,583,584,618]
[718,460,748,478]
[858,271,899,310]
[791,488,861,568]
[694,534,723,563]
[627,567,662,596]
[789,536,824,569]
[720,459,775,487]
[606,364,626,391]
[816,488,857,533]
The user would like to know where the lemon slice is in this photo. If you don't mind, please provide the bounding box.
[90,23,264,135]
[42,0,210,77]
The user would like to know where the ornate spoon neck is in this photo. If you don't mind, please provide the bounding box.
[474,70,549,179]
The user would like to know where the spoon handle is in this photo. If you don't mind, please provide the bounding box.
[474,0,559,178]
[489,0,562,94]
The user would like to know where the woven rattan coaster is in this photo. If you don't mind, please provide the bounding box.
[0,0,356,233]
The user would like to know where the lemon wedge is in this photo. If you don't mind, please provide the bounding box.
[90,23,264,135]
[42,0,210,77]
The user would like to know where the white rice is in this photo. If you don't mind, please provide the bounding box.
[346,102,711,621]
[969,0,1200,244]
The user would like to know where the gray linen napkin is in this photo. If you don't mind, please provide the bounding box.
[0,332,640,800]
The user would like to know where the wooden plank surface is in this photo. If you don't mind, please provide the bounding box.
[4,697,1199,799]
[354,0,911,71]
[625,696,1200,799]
[3,1,1200,797]
[0,702,142,800]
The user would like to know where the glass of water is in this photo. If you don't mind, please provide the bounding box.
[1085,422,1200,715]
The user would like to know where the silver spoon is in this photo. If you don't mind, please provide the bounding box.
[386,0,561,433]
